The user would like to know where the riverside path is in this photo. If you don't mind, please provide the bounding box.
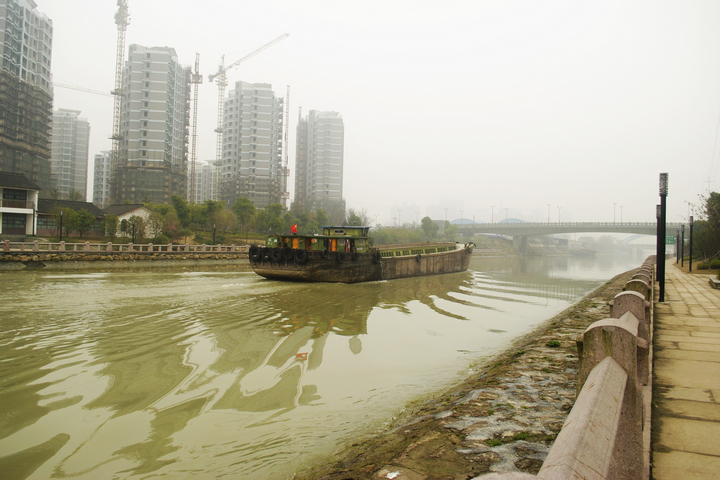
[653,263,720,479]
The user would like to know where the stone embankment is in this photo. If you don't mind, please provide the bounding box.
[0,240,249,270]
[295,262,651,480]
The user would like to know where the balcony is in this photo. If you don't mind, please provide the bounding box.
[0,200,34,209]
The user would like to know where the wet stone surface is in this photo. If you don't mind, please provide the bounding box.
[295,269,635,480]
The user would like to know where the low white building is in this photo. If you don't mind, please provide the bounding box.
[0,172,41,236]
[103,204,159,238]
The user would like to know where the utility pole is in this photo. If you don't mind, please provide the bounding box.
[657,173,668,302]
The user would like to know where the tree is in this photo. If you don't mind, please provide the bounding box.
[171,195,191,227]
[67,189,83,202]
[444,223,459,240]
[232,197,257,228]
[59,208,77,239]
[256,203,285,234]
[102,214,119,239]
[315,209,329,230]
[692,192,720,260]
[421,216,439,239]
[346,208,370,226]
[72,209,97,238]
[128,215,146,241]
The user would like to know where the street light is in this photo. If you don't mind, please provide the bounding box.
[59,209,63,242]
[689,215,694,272]
[620,205,623,224]
[613,202,617,223]
[415,211,420,227]
[398,209,402,227]
[547,204,551,224]
[557,206,561,223]
[490,205,495,224]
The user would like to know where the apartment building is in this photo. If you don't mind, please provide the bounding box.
[116,44,190,204]
[50,109,89,200]
[188,159,220,204]
[92,151,110,208]
[293,110,345,217]
[219,81,283,209]
[0,0,53,195]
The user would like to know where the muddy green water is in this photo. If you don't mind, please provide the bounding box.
[0,254,646,479]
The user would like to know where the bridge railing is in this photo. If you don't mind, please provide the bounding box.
[482,256,655,480]
[463,221,678,228]
[2,240,249,254]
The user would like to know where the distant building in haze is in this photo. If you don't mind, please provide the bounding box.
[50,109,89,200]
[219,81,284,209]
[0,0,53,195]
[188,159,220,204]
[116,44,190,204]
[93,151,111,208]
[293,110,345,219]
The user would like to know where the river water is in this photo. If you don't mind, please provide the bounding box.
[0,253,647,479]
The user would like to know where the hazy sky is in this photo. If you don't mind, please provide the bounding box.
[42,1,720,226]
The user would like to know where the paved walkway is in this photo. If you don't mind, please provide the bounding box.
[653,264,720,479]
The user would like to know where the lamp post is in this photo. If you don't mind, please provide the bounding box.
[490,205,495,224]
[505,208,508,222]
[689,216,694,272]
[657,173,668,302]
[557,206,561,223]
[547,204,551,224]
[59,209,63,242]
[213,224,216,245]
[613,202,617,223]
[681,224,685,267]
[397,209,402,228]
[620,205,623,224]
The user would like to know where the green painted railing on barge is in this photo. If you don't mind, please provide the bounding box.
[377,244,457,258]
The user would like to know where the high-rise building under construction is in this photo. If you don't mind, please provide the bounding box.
[293,110,345,219]
[0,0,53,195]
[115,44,190,204]
[50,109,89,200]
[219,81,284,209]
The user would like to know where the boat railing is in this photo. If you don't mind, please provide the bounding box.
[2,240,249,254]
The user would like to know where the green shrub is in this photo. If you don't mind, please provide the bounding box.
[193,233,205,243]
[151,234,170,245]
[697,262,710,270]
[710,258,720,270]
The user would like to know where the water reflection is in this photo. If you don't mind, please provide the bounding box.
[0,254,644,479]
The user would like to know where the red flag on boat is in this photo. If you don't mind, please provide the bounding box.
[291,224,298,234]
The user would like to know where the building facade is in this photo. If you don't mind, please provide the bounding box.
[93,151,111,208]
[0,0,53,195]
[188,159,220,204]
[219,81,284,209]
[116,44,190,205]
[51,109,89,200]
[293,110,345,218]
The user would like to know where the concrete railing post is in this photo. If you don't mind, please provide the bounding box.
[59,241,65,252]
[3,240,9,252]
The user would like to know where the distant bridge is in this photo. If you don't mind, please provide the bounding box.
[458,222,682,237]
[456,222,682,255]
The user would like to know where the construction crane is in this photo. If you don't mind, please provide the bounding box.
[208,33,289,201]
[189,53,203,203]
[53,82,113,97]
[110,0,130,205]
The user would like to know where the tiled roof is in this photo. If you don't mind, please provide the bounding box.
[103,204,149,216]
[0,172,42,190]
[37,199,104,216]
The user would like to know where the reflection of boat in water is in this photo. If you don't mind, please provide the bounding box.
[249,226,474,283]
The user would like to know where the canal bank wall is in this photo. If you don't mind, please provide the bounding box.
[0,240,250,271]
[295,261,652,480]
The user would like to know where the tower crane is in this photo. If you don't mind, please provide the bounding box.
[208,33,289,201]
[189,53,202,203]
[110,0,130,204]
[53,82,113,97]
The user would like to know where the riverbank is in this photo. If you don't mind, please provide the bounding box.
[294,267,637,479]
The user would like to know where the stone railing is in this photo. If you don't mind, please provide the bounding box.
[2,239,249,254]
[481,256,655,480]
